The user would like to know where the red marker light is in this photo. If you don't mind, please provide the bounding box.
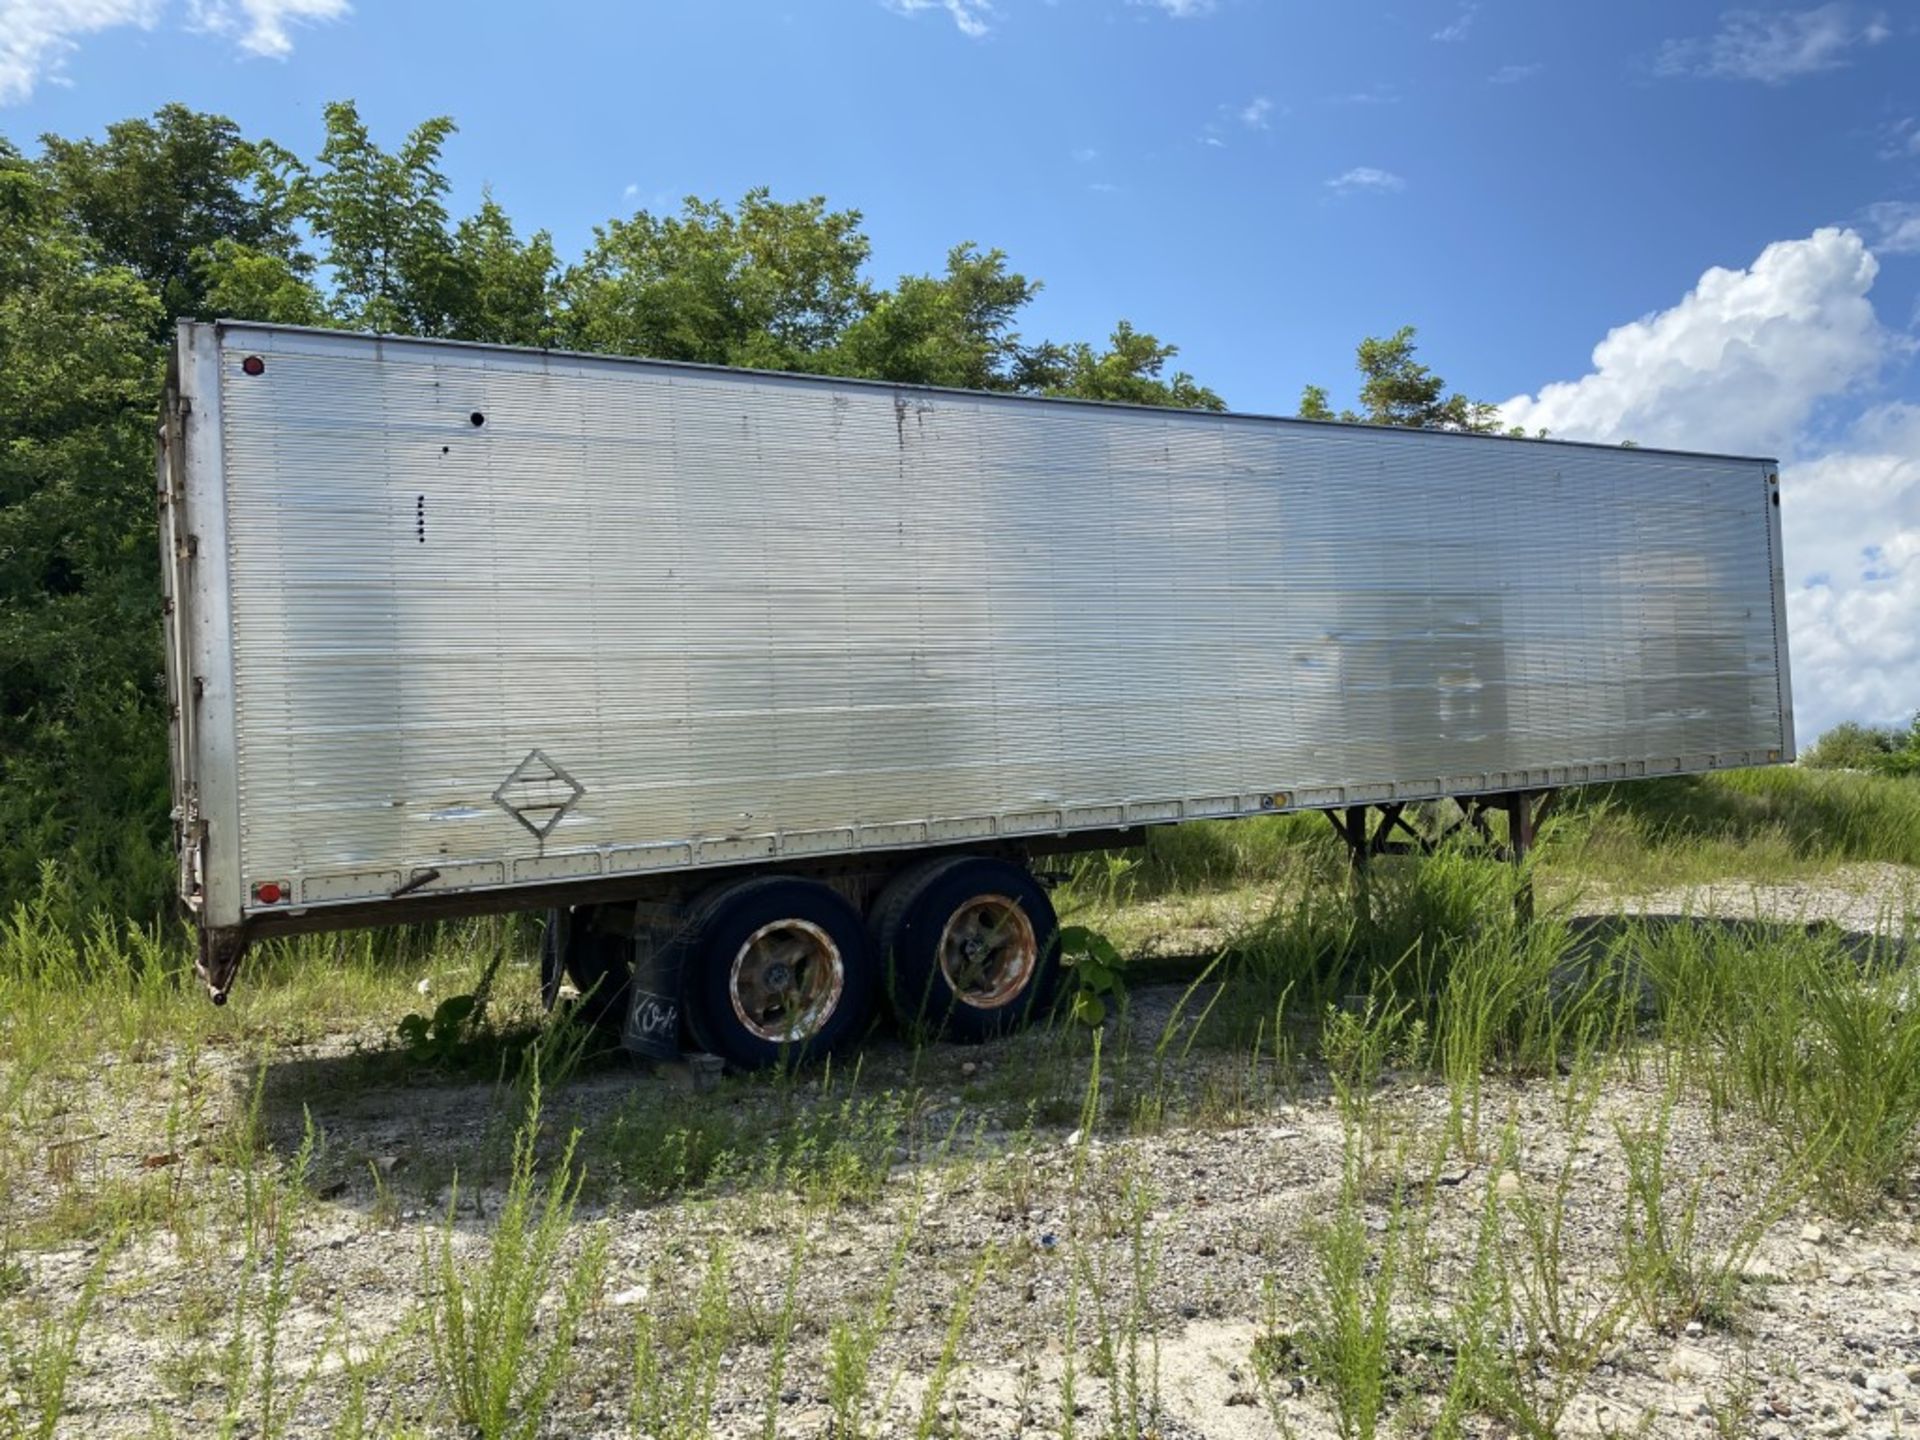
[255,881,284,904]
[241,355,266,376]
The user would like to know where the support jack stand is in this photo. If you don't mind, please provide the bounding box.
[1324,789,1557,925]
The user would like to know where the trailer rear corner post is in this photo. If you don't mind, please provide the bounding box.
[1325,790,1559,928]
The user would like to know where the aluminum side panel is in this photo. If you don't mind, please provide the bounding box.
[203,324,1792,916]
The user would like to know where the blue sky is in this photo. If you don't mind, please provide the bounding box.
[4,0,1918,736]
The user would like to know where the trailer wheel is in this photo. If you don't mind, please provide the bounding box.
[871,857,1060,1043]
[683,878,875,1070]
[540,907,631,1031]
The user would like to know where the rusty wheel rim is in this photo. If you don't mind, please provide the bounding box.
[729,919,845,1044]
[937,896,1039,1010]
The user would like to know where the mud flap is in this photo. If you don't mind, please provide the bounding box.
[539,908,568,1012]
[620,924,687,1060]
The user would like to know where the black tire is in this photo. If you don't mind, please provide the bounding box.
[682,877,876,1071]
[541,906,631,1030]
[871,856,1060,1043]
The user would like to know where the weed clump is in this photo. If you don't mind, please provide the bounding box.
[424,1074,608,1440]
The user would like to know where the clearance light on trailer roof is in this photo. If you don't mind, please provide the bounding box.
[241,355,266,376]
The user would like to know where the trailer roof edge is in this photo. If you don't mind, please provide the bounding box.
[197,319,1782,469]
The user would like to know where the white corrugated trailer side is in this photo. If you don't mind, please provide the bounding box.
[160,320,1791,1063]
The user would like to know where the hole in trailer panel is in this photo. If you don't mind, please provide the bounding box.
[469,411,486,427]
[416,495,426,544]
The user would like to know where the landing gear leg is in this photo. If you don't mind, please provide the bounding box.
[197,927,248,1005]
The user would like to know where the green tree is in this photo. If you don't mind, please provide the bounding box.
[560,189,872,368]
[1019,320,1223,410]
[1298,325,1501,432]
[829,243,1035,389]
[1892,716,1920,777]
[198,236,329,326]
[1804,716,1920,775]
[293,101,468,334]
[447,196,560,346]
[1801,721,1898,770]
[0,143,173,919]
[38,104,302,325]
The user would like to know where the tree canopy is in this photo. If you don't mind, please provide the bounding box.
[1802,716,1920,776]
[187,101,1224,407]
[1297,325,1503,433]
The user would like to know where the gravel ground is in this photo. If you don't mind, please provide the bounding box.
[1611,862,1920,937]
[6,865,1920,1439]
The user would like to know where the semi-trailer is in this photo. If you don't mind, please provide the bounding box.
[159,320,1792,1067]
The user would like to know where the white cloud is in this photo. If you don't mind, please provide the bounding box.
[1880,118,1920,160]
[0,0,345,100]
[1865,201,1920,255]
[1499,228,1918,738]
[1130,0,1215,16]
[1238,96,1273,129]
[1330,83,1400,105]
[1499,229,1884,458]
[1782,406,1920,732]
[1488,62,1542,84]
[1071,146,1098,163]
[1654,3,1888,83]
[185,0,344,56]
[882,0,991,37]
[0,0,161,103]
[1326,166,1404,195]
[1432,3,1476,42]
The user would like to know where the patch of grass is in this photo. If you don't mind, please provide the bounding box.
[210,1112,319,1440]
[1425,916,1636,1158]
[1260,1136,1407,1440]
[1642,915,1920,1210]
[1615,1083,1801,1333]
[423,1074,609,1440]
[824,1204,918,1440]
[912,1247,994,1440]
[0,1238,114,1440]
[593,1095,747,1203]
[588,1067,910,1210]
[630,1241,732,1440]
[1058,770,1919,954]
[1068,1160,1162,1437]
[1560,767,1920,882]
[1068,813,1333,902]
[759,1241,806,1440]
[0,864,549,1084]
[1458,1108,1631,1438]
